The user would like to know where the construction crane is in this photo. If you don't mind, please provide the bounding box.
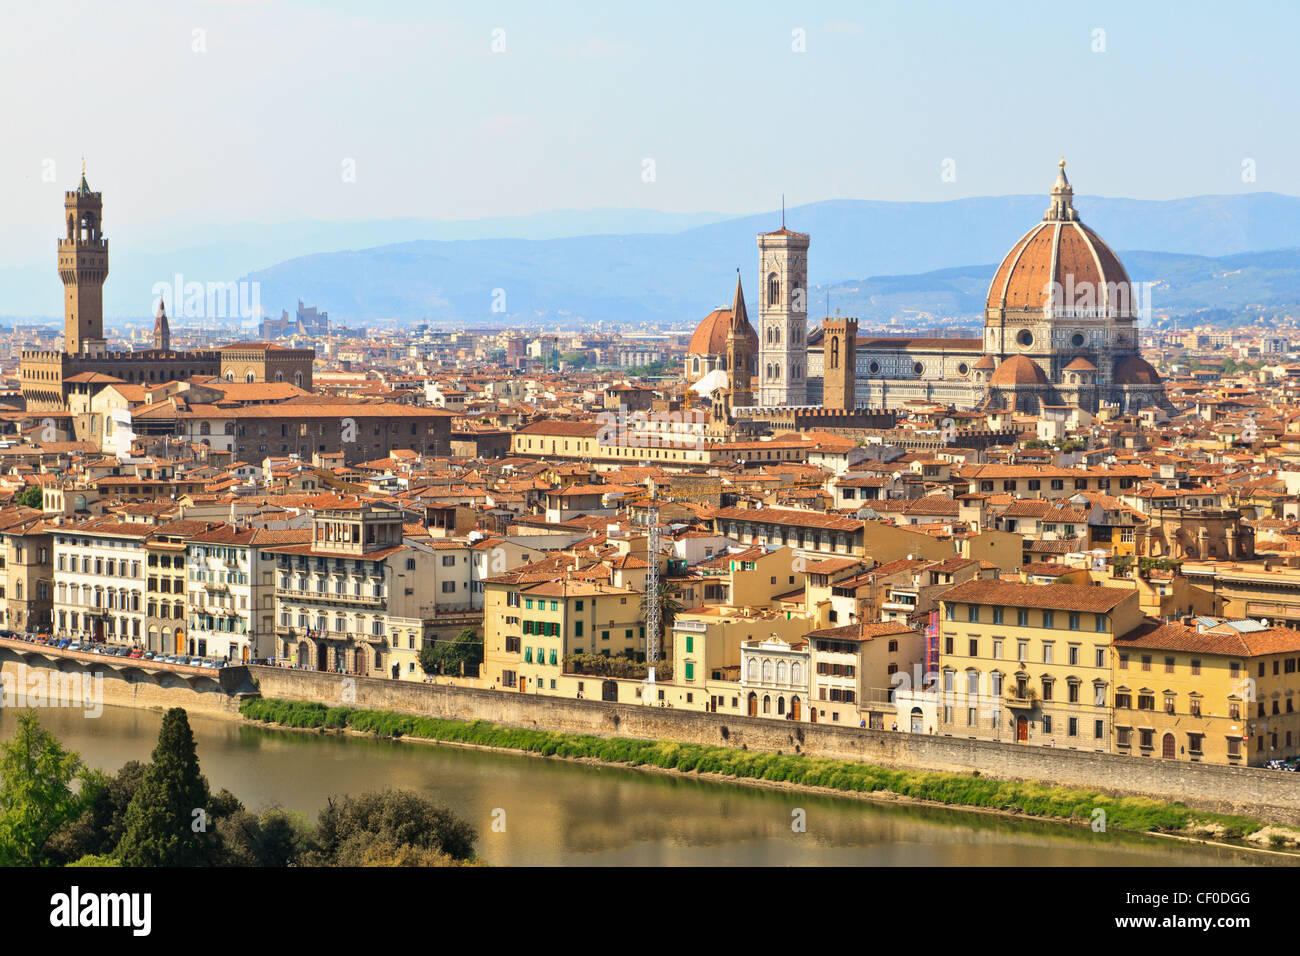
[636,477,721,696]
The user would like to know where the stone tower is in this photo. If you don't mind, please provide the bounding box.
[757,223,809,406]
[726,273,754,408]
[60,165,108,356]
[822,315,858,411]
[152,297,171,352]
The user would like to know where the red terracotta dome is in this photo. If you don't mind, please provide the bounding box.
[687,307,757,356]
[1063,356,1098,372]
[1112,354,1161,386]
[988,355,1050,387]
[986,161,1136,318]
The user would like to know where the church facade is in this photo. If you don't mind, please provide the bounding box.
[688,161,1168,417]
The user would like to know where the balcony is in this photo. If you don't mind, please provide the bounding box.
[275,586,385,607]
[1005,689,1038,709]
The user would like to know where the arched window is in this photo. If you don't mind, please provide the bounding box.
[761,659,773,682]
[246,371,256,383]
[791,662,802,685]
[767,273,780,306]
[830,336,840,369]
[294,372,303,387]
[275,371,284,382]
[762,695,771,714]
[747,658,758,681]
[776,660,788,684]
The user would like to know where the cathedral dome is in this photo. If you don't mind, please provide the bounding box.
[687,306,756,356]
[989,354,1050,387]
[986,160,1136,318]
[1112,354,1161,385]
[1063,356,1097,372]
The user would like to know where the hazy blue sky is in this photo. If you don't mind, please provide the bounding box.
[3,0,1294,231]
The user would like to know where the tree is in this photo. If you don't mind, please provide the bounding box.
[115,708,213,866]
[419,628,482,676]
[48,760,146,864]
[305,790,477,866]
[639,579,683,660]
[0,711,88,866]
[14,487,43,509]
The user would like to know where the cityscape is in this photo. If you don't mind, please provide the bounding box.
[0,0,1294,937]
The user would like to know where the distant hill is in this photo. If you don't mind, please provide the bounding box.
[235,193,1300,326]
[9,193,1300,325]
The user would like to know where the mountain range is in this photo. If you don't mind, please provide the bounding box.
[7,194,1300,327]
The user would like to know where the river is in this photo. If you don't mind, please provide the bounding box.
[1,705,1289,866]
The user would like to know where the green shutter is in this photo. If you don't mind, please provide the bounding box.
[685,662,694,681]
[686,635,694,653]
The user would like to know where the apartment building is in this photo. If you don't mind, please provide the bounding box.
[0,512,53,633]
[804,621,923,726]
[265,501,436,675]
[144,519,209,655]
[936,579,1143,748]
[1113,617,1300,765]
[52,521,151,643]
[482,575,644,694]
[185,525,281,661]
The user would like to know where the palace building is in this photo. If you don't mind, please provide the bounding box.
[20,170,314,413]
[686,160,1168,417]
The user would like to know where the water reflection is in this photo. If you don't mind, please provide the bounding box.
[0,706,1285,867]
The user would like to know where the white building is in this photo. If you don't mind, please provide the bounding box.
[185,525,279,661]
[52,521,150,644]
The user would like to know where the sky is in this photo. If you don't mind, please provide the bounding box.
[2,0,1295,236]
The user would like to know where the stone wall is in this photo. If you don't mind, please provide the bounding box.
[0,647,252,718]
[249,665,1300,826]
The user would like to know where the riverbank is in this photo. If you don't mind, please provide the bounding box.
[239,697,1300,852]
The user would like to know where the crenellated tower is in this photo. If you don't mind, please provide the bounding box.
[821,315,858,412]
[59,164,109,356]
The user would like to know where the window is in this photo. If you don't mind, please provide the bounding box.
[1042,611,1055,629]
[967,605,979,623]
[992,607,1003,625]
[1068,645,1079,666]
[1068,613,1080,631]
[1141,655,1152,672]
[1017,609,1029,627]
[1094,719,1104,740]
[1042,643,1054,664]
[1117,727,1131,748]
[968,638,979,657]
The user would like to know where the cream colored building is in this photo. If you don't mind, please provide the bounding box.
[936,579,1143,749]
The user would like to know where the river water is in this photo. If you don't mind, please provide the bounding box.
[1,705,1287,866]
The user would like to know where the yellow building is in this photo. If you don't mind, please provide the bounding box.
[1112,617,1300,765]
[482,575,643,694]
[936,579,1142,749]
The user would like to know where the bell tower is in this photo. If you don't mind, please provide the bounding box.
[757,218,809,406]
[60,163,108,356]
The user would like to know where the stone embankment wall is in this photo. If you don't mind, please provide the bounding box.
[0,644,253,718]
[249,666,1300,826]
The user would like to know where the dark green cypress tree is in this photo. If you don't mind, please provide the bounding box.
[115,708,212,866]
